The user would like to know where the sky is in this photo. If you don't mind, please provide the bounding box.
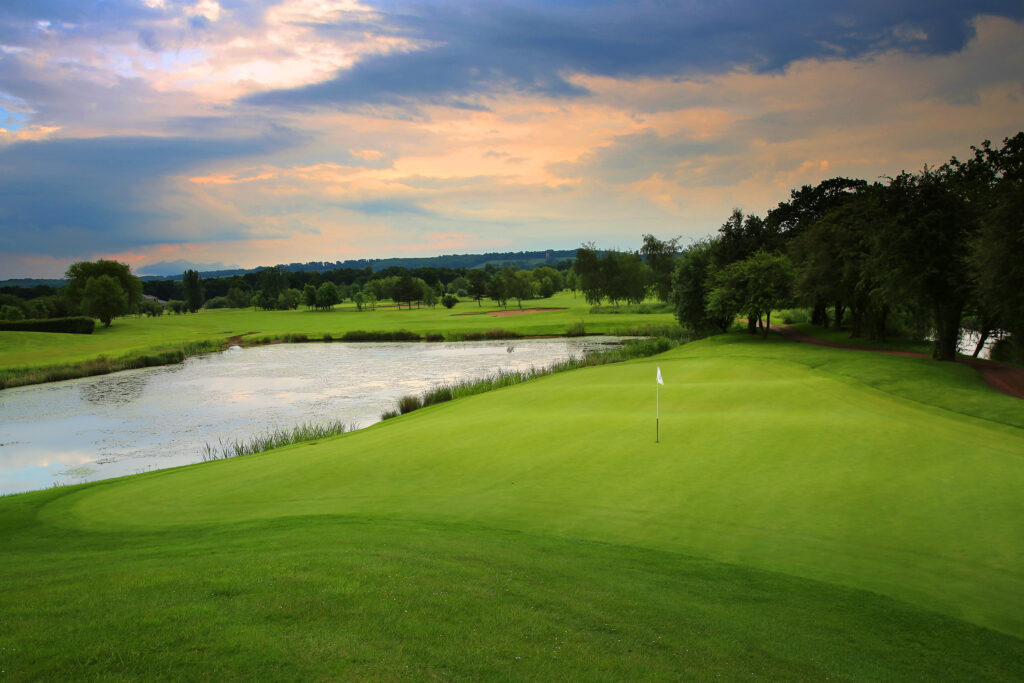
[1,1,1023,278]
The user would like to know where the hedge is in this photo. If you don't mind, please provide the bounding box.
[0,316,96,334]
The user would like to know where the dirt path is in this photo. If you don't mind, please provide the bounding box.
[770,324,1024,400]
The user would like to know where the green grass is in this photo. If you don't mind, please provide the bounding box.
[0,292,679,388]
[2,332,1022,678]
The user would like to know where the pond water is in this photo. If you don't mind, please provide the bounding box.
[0,338,626,495]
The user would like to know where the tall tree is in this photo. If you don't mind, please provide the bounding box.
[466,269,489,306]
[878,168,975,360]
[671,239,731,336]
[641,234,680,302]
[966,133,1024,357]
[182,269,204,313]
[573,243,603,305]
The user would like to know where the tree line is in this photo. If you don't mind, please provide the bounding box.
[665,132,1023,361]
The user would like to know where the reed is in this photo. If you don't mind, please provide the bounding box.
[200,420,354,461]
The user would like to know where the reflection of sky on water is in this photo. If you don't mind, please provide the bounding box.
[0,338,624,495]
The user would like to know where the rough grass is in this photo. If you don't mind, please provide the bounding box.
[2,331,1022,678]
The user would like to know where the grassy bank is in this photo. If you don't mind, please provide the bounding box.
[0,292,682,388]
[2,331,1022,678]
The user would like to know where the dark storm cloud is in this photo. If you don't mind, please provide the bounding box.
[245,0,1024,109]
[0,133,296,256]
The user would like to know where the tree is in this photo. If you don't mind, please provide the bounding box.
[466,269,489,306]
[641,234,680,302]
[442,294,458,309]
[573,243,603,305]
[967,133,1024,357]
[65,260,141,315]
[706,250,794,338]
[877,168,975,360]
[82,274,129,326]
[182,269,204,313]
[532,266,564,297]
[316,281,339,310]
[504,268,533,309]
[393,275,420,309]
[303,284,317,309]
[486,272,508,307]
[565,269,580,297]
[768,177,866,324]
[0,304,25,321]
[226,286,250,308]
[671,239,731,336]
[259,266,287,304]
[420,279,438,308]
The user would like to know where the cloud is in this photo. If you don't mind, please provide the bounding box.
[244,1,1024,110]
[0,132,296,256]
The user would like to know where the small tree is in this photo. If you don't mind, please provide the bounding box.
[442,294,458,309]
[82,275,129,326]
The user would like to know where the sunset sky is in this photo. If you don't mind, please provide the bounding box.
[1,1,1023,277]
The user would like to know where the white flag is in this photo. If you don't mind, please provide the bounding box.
[657,366,664,385]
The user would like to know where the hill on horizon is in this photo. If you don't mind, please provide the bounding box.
[1,249,579,288]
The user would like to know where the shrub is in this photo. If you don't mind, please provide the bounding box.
[1,304,26,321]
[0,316,96,334]
[424,333,444,342]
[322,333,333,342]
[341,330,422,342]
[566,321,587,337]
[421,386,453,406]
[203,296,230,309]
[442,294,458,309]
[777,308,811,325]
[398,394,422,414]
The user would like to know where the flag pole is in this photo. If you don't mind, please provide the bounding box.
[656,376,659,444]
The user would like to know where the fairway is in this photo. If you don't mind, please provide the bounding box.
[2,332,1023,678]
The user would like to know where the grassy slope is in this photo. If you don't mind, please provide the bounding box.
[0,293,667,375]
[3,333,1022,678]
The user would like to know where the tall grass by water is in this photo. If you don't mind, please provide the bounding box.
[200,420,354,461]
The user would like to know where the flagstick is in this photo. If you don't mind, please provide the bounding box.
[656,380,659,444]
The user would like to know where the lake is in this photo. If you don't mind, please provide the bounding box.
[0,337,626,495]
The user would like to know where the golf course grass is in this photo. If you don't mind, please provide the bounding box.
[2,330,1022,679]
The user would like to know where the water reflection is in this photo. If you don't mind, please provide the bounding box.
[80,372,150,406]
[0,338,626,494]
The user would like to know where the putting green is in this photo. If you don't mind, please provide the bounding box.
[36,333,1024,641]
